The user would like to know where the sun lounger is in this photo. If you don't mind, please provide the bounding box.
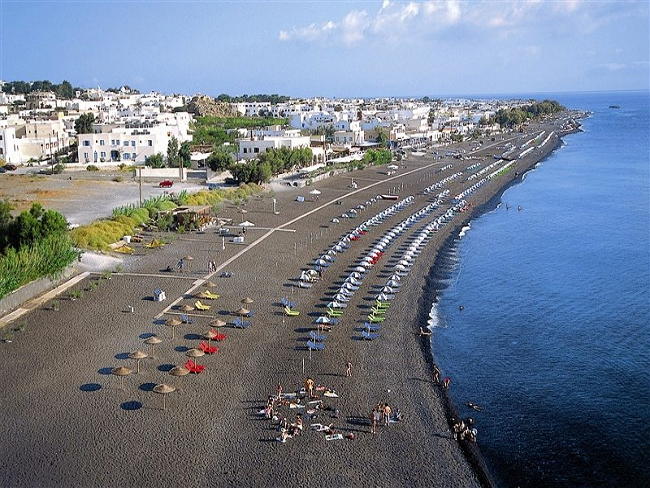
[361,331,380,340]
[198,290,220,300]
[284,307,300,317]
[194,300,211,311]
[298,281,313,289]
[184,360,205,374]
[233,317,252,329]
[363,323,381,331]
[370,307,386,315]
[309,331,327,341]
[323,391,339,398]
[327,309,343,318]
[198,341,218,354]
[368,315,385,323]
[306,340,325,351]
[144,239,165,249]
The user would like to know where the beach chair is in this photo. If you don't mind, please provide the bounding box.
[375,300,390,309]
[327,308,343,318]
[361,331,380,340]
[370,307,386,315]
[363,322,381,332]
[184,360,205,374]
[198,341,219,354]
[309,331,327,341]
[368,314,385,323]
[233,317,251,329]
[198,290,220,300]
[179,313,193,324]
[284,307,300,317]
[194,300,211,311]
[306,340,325,351]
[298,281,313,289]
[144,239,165,249]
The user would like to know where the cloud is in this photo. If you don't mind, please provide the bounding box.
[278,0,635,47]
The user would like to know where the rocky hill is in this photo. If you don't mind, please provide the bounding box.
[187,95,234,117]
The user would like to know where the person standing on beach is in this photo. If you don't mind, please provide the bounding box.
[176,258,184,273]
[432,364,441,384]
[372,408,381,434]
[345,361,352,377]
[276,383,283,400]
[383,404,392,426]
[442,377,451,389]
[305,377,315,398]
[370,409,377,434]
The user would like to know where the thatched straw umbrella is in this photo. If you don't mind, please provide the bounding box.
[235,307,249,318]
[241,297,254,305]
[111,366,132,390]
[169,366,190,377]
[180,304,194,312]
[129,350,148,374]
[209,319,226,328]
[165,318,182,339]
[144,336,162,357]
[153,383,176,410]
[186,348,205,371]
[204,329,219,346]
[204,281,217,288]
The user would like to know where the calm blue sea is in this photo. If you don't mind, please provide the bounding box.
[432,91,650,488]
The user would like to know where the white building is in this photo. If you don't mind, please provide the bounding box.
[237,135,311,160]
[0,119,70,164]
[77,113,192,165]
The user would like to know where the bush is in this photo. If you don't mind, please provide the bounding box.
[53,164,65,174]
[112,176,124,182]
[86,165,99,172]
[0,233,79,300]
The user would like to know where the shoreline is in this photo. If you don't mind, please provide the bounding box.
[416,128,581,487]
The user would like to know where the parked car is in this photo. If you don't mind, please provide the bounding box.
[0,167,6,173]
[158,180,173,188]
[3,164,17,171]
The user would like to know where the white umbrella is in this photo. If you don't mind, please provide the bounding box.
[309,189,321,195]
[239,221,255,227]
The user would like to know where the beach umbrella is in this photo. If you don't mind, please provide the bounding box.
[309,189,321,195]
[170,366,190,377]
[315,316,331,324]
[144,336,162,357]
[186,348,205,372]
[166,318,182,339]
[241,297,254,304]
[183,255,194,261]
[153,383,176,411]
[204,281,217,288]
[239,220,255,227]
[180,304,194,312]
[209,318,227,328]
[235,307,249,319]
[129,350,148,374]
[111,366,132,390]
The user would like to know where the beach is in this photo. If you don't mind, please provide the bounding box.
[0,113,582,487]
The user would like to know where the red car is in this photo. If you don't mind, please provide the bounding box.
[158,180,173,188]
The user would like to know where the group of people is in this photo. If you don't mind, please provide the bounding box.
[369,403,403,434]
[452,417,477,442]
[207,260,217,273]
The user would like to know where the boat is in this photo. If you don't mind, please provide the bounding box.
[381,194,399,200]
[609,105,620,109]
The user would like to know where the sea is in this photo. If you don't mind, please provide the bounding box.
[430,91,650,487]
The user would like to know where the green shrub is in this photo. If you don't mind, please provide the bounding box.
[53,164,65,174]
[86,165,99,172]
[112,176,123,182]
[0,233,79,300]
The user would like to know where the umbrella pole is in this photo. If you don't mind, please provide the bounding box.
[163,395,166,411]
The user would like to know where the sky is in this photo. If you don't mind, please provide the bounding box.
[1,0,648,97]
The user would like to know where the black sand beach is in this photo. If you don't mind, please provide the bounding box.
[0,113,582,487]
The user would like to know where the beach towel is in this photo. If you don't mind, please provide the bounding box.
[325,434,344,441]
[323,391,339,398]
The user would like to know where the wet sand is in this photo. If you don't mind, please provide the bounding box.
[0,114,581,487]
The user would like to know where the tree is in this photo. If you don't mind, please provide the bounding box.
[145,153,165,168]
[206,150,233,172]
[375,128,389,148]
[75,113,95,134]
[179,141,192,168]
[55,81,74,99]
[167,137,179,167]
